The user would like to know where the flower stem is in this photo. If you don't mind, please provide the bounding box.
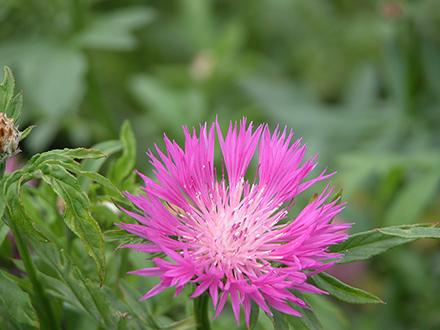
[194,292,212,330]
[0,161,5,180]
[7,209,61,330]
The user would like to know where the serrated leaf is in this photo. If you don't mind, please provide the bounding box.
[39,164,106,283]
[312,272,384,304]
[378,225,440,239]
[266,309,289,330]
[56,148,107,160]
[0,66,15,114]
[111,120,136,187]
[328,224,433,264]
[0,270,40,328]
[6,90,23,121]
[51,157,124,199]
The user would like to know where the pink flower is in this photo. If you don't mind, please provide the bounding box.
[119,118,350,326]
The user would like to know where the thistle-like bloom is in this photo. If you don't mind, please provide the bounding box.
[119,118,350,326]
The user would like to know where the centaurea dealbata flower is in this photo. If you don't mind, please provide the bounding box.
[119,118,350,326]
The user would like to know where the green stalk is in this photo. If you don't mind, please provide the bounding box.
[0,161,5,180]
[7,209,61,330]
[194,291,212,330]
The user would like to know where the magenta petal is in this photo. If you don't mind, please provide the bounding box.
[128,268,164,277]
[119,117,351,325]
[140,283,167,300]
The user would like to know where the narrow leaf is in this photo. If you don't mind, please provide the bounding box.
[0,66,15,114]
[6,90,23,121]
[296,308,324,330]
[119,279,160,329]
[328,224,432,264]
[80,140,123,191]
[39,164,106,283]
[19,125,35,141]
[378,225,440,239]
[291,292,324,330]
[111,120,136,187]
[312,272,384,304]
[0,270,40,328]
[266,309,289,330]
[248,300,259,330]
[162,317,196,330]
[56,148,107,160]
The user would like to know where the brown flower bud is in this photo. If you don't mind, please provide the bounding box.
[0,112,21,164]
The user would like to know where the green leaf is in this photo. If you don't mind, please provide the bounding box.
[111,120,136,187]
[0,66,15,114]
[5,182,49,242]
[0,221,9,247]
[6,90,23,122]
[112,198,144,216]
[378,225,440,239]
[80,140,124,191]
[266,309,289,330]
[296,308,324,330]
[39,164,106,283]
[291,292,324,330]
[119,279,160,329]
[53,157,124,199]
[328,224,433,264]
[19,125,35,141]
[0,270,40,328]
[162,317,196,330]
[56,148,107,160]
[311,272,384,304]
[75,7,155,51]
[31,240,117,329]
[248,300,259,330]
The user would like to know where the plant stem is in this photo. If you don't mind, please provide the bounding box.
[7,209,61,330]
[194,291,212,330]
[0,161,5,180]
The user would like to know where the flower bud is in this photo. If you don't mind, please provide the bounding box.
[0,112,21,164]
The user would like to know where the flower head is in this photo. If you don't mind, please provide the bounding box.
[119,118,350,325]
[0,112,21,165]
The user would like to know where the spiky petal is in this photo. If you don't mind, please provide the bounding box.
[119,118,350,326]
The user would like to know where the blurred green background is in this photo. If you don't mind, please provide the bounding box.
[1,0,440,329]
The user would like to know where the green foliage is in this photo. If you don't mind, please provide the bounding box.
[311,273,383,305]
[329,223,435,264]
[1,0,440,327]
[0,270,39,328]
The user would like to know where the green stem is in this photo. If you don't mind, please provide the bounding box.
[0,161,5,180]
[194,292,212,330]
[7,209,61,330]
